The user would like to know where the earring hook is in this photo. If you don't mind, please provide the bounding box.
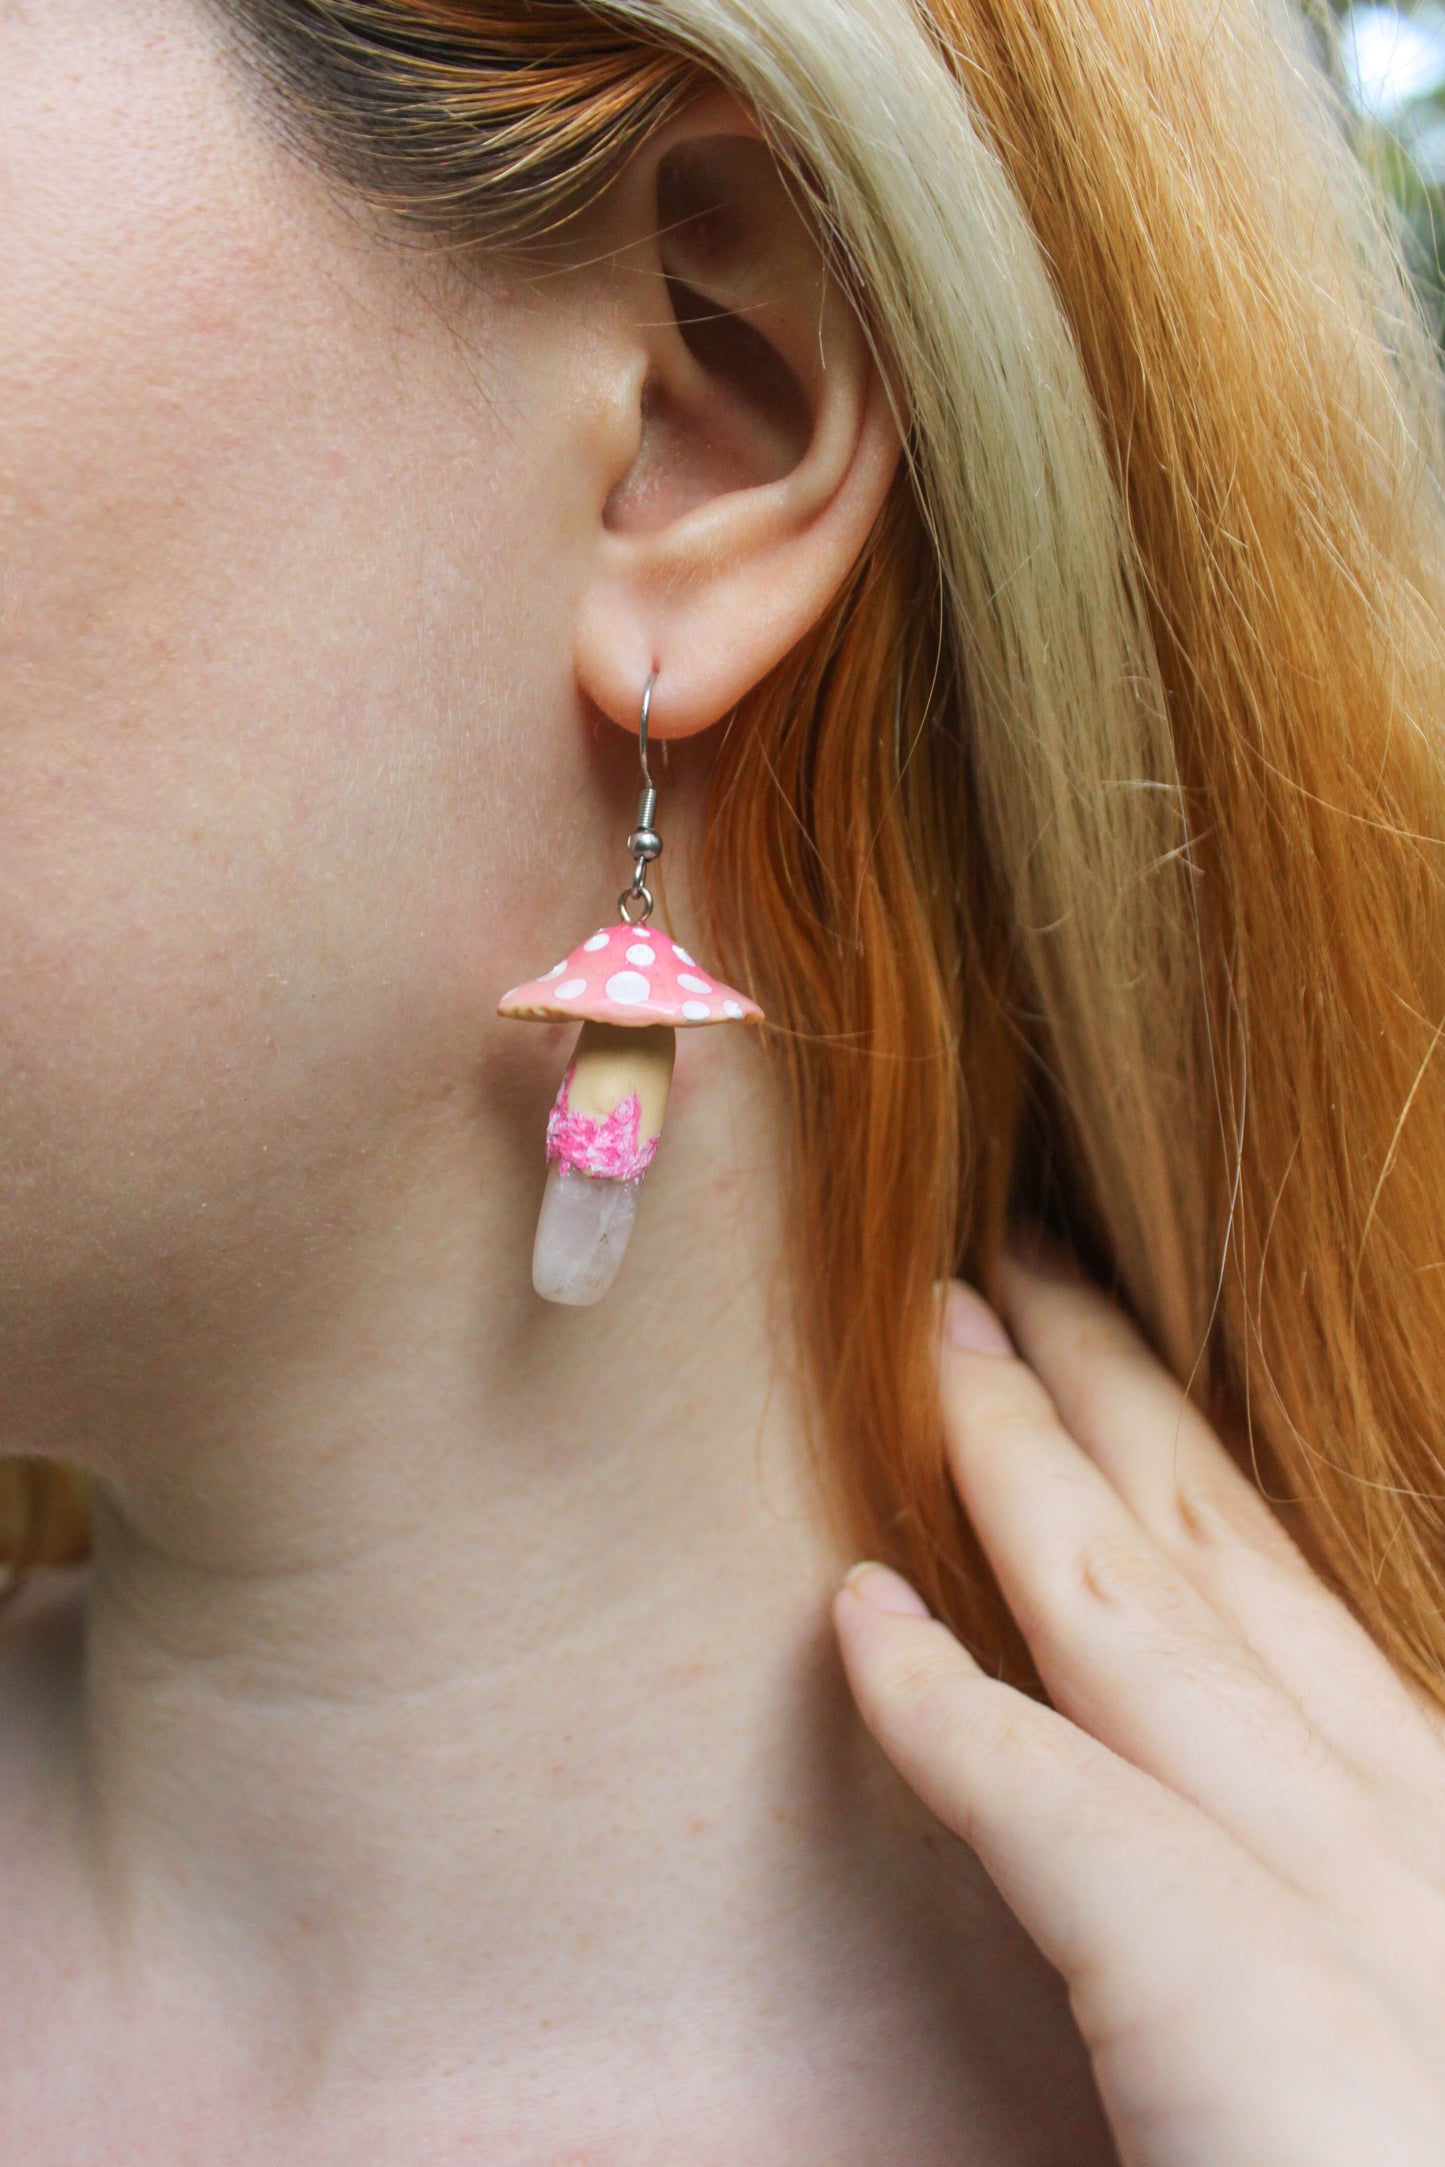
[619,669,663,925]
[638,666,658,793]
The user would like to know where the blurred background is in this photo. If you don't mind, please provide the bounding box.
[1319,0,1445,336]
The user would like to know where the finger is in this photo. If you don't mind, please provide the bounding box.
[836,1571,1445,2167]
[936,1292,1375,1896]
[834,1568,1302,2028]
[996,1252,1445,1857]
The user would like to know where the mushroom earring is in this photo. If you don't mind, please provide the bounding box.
[498,671,764,1307]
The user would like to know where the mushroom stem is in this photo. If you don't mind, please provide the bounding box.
[532,1021,676,1306]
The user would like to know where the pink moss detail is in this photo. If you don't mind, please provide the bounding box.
[544,1063,659,1183]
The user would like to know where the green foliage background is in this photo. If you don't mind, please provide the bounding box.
[1312,0,1445,337]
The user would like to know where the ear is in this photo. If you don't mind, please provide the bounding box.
[569,88,904,739]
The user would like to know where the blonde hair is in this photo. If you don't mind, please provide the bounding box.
[11,0,1445,1703]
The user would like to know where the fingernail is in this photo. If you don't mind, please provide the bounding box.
[942,1281,1014,1357]
[842,1561,931,1617]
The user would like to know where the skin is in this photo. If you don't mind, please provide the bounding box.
[2,1,1440,2162]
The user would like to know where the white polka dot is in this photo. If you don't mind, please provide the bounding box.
[626,943,656,967]
[681,999,711,1022]
[583,933,609,953]
[543,962,566,979]
[677,972,712,995]
[722,1000,744,1019]
[605,970,651,1006]
[672,944,696,967]
[554,978,587,1001]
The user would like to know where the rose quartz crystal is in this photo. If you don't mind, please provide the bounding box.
[531,1164,641,1305]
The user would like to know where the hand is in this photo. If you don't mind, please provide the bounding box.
[833,1253,1445,2167]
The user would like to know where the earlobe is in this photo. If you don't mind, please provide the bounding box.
[571,117,904,741]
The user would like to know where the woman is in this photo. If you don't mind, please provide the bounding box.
[2,0,1443,2155]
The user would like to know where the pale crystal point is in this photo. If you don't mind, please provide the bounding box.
[532,1163,641,1306]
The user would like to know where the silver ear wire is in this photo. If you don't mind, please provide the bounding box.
[619,668,662,924]
[637,668,657,799]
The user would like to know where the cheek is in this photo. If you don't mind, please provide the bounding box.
[0,20,381,1191]
[0,4,578,1310]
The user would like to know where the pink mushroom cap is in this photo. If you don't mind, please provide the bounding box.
[498,924,764,1028]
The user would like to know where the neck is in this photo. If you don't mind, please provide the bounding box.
[59,1030,896,2097]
